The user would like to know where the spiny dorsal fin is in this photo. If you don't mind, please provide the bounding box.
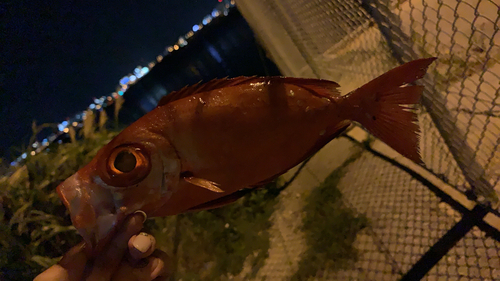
[157,76,260,107]
[156,76,342,107]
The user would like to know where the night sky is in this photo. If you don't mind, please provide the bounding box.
[1,0,220,158]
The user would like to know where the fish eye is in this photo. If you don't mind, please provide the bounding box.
[100,144,151,187]
[114,151,137,173]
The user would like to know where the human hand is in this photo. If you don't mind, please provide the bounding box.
[34,212,170,281]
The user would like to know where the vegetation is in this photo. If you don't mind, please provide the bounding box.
[0,117,121,280]
[292,151,369,281]
[0,102,280,280]
[147,181,282,281]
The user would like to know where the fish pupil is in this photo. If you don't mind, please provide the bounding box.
[114,151,137,173]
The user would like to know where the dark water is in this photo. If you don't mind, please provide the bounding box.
[117,8,282,124]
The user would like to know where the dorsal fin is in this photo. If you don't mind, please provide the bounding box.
[157,76,261,107]
[156,76,342,107]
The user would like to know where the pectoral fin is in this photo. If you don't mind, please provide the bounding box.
[183,176,224,193]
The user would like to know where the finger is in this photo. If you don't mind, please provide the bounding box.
[149,250,171,280]
[87,212,145,281]
[128,232,156,261]
[111,250,171,281]
[34,242,87,281]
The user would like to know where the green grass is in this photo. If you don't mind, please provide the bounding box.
[0,106,280,280]
[0,128,120,280]
[147,180,282,281]
[292,151,369,281]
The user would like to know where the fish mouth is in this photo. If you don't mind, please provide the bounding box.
[56,173,125,256]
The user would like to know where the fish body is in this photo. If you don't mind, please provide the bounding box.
[57,58,436,254]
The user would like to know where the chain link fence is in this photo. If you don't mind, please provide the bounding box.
[236,0,500,206]
[231,0,500,280]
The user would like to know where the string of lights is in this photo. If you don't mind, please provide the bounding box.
[11,0,236,166]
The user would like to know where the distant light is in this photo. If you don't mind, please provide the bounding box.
[113,92,119,98]
[89,104,96,109]
[42,138,48,145]
[174,45,179,50]
[118,91,124,96]
[75,114,81,120]
[218,0,222,2]
[178,37,187,47]
[107,96,112,101]
[202,19,208,25]
[212,10,219,17]
[141,67,149,75]
[58,140,62,144]
[63,127,69,133]
[148,62,155,68]
[21,153,27,159]
[134,67,141,75]
[129,75,136,82]
[32,142,38,148]
[96,104,102,110]
[122,85,128,90]
[224,10,228,15]
[10,161,16,166]
[61,121,68,127]
[193,25,200,32]
[157,55,163,62]
[230,0,235,5]
[120,76,130,85]
[167,46,174,52]
[94,98,101,104]
[58,124,65,131]
[30,151,36,156]
[72,122,78,126]
[207,44,222,63]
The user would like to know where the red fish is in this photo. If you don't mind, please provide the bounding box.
[57,58,436,254]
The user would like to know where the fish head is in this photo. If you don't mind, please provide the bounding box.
[56,132,180,255]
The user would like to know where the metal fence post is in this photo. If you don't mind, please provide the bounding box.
[400,205,489,280]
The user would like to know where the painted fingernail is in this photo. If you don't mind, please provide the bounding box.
[132,232,152,253]
[133,210,147,223]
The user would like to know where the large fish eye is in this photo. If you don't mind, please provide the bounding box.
[114,151,137,173]
[100,144,151,187]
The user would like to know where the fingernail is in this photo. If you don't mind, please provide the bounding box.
[132,232,152,253]
[150,258,162,279]
[134,210,147,223]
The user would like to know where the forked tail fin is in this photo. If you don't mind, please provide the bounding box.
[343,58,437,163]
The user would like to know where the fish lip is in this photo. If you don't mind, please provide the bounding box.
[56,172,123,255]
